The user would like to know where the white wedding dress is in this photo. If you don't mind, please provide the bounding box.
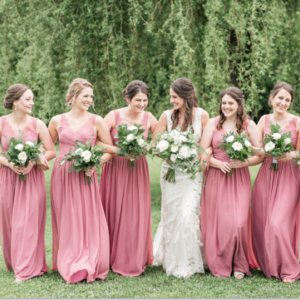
[152,108,206,278]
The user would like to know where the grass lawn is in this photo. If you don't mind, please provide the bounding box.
[1,159,300,298]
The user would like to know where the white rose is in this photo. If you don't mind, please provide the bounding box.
[126,134,135,142]
[170,130,180,138]
[170,154,177,162]
[179,135,188,142]
[232,142,243,151]
[284,138,291,145]
[297,160,300,165]
[178,145,192,159]
[15,144,24,151]
[157,140,169,152]
[171,144,179,153]
[173,136,181,145]
[272,133,281,140]
[244,140,252,147]
[25,141,34,147]
[18,151,27,163]
[81,150,92,163]
[265,141,275,152]
[161,133,168,140]
[75,148,83,155]
[128,125,138,131]
[226,136,234,143]
[191,148,198,156]
[137,139,145,147]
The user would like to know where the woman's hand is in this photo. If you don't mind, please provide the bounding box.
[36,156,50,171]
[122,153,135,160]
[8,162,24,175]
[84,165,97,177]
[200,154,210,171]
[22,161,35,175]
[230,159,249,169]
[275,152,294,162]
[218,161,231,174]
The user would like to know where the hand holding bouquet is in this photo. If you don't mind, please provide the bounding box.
[114,123,148,169]
[263,124,293,171]
[218,131,252,175]
[59,139,106,184]
[150,127,203,183]
[4,137,43,181]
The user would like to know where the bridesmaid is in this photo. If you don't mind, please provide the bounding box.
[252,82,300,283]
[99,80,157,276]
[0,84,56,282]
[48,78,113,283]
[200,87,263,279]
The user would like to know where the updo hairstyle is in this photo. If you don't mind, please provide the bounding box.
[170,78,198,132]
[268,82,294,107]
[217,87,248,134]
[122,80,149,101]
[3,84,30,110]
[66,78,94,106]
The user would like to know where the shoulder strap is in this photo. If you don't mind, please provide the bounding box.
[265,114,270,129]
[214,117,219,129]
[164,110,172,132]
[113,110,121,127]
[243,119,250,136]
[141,111,149,126]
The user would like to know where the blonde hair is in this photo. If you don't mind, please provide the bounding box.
[66,78,94,106]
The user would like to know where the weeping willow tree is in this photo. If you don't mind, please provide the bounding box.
[0,0,299,123]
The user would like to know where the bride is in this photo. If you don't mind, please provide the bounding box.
[152,78,210,278]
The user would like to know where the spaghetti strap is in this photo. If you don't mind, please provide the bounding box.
[214,117,219,128]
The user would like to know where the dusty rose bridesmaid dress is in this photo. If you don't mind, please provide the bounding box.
[51,114,110,283]
[252,114,300,282]
[0,116,48,280]
[99,110,153,276]
[201,117,257,277]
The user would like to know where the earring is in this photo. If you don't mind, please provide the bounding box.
[15,107,17,111]
[128,104,131,110]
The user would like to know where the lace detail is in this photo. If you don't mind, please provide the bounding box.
[1,116,37,138]
[60,114,97,132]
[153,107,206,278]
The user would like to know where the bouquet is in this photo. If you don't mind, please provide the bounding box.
[4,137,43,181]
[218,131,252,175]
[263,123,293,171]
[150,127,202,183]
[114,123,148,169]
[59,140,106,184]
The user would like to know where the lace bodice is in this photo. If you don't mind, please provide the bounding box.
[164,108,203,142]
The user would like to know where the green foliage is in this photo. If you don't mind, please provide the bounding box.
[0,0,300,123]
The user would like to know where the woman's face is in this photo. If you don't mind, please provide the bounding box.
[74,87,94,111]
[127,92,148,113]
[14,89,34,114]
[221,94,239,118]
[170,88,185,110]
[270,88,292,114]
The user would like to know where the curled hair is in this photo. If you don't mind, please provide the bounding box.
[3,84,30,110]
[122,80,149,101]
[170,78,198,132]
[217,87,249,134]
[268,82,294,107]
[66,78,94,106]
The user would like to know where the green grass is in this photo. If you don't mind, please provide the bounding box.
[1,160,300,298]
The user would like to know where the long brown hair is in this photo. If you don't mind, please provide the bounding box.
[170,78,198,132]
[217,87,248,134]
[268,82,294,107]
[4,84,30,110]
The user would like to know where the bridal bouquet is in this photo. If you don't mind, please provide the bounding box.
[218,131,252,175]
[4,137,43,181]
[150,127,202,183]
[263,123,293,171]
[59,140,106,184]
[114,123,148,169]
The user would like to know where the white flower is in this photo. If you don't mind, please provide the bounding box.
[265,141,275,152]
[18,151,27,163]
[170,130,180,138]
[179,135,188,142]
[272,133,281,140]
[157,140,169,152]
[15,144,24,151]
[171,144,179,153]
[126,134,135,142]
[191,148,198,156]
[161,133,168,140]
[173,136,181,145]
[25,141,34,147]
[178,145,192,159]
[297,160,300,165]
[170,154,177,162]
[81,150,92,163]
[128,125,137,131]
[137,139,145,147]
[226,136,234,143]
[232,142,243,151]
[244,140,252,147]
[284,138,291,145]
[75,148,83,155]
